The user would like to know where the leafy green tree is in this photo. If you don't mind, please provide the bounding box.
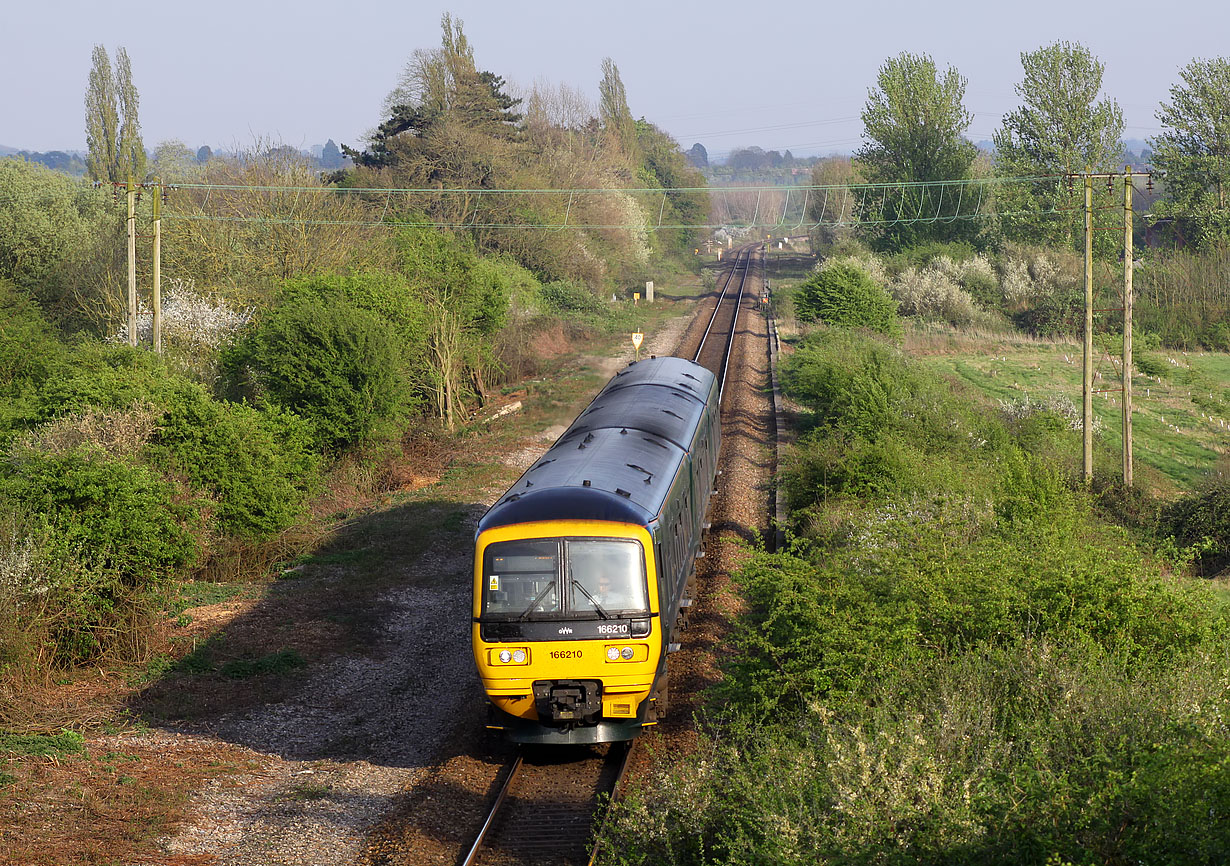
[1151,57,1230,247]
[994,41,1124,247]
[855,52,979,250]
[84,45,144,182]
[0,159,112,306]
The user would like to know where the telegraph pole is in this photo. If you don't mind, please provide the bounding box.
[152,180,162,354]
[1068,167,1150,485]
[1122,167,1134,486]
[1083,169,1094,482]
[127,175,137,347]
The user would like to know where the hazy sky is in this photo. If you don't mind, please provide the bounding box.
[4,0,1226,159]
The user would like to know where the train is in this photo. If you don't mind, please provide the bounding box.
[471,355,721,744]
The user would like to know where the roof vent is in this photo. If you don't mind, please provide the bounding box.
[584,433,595,444]
[615,488,632,498]
[525,481,533,488]
[582,479,591,487]
[620,427,628,435]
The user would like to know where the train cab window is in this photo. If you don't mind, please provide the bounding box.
[483,540,559,616]
[567,539,648,614]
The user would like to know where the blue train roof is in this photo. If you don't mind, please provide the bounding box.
[478,357,716,533]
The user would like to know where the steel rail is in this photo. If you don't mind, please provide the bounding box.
[716,247,752,407]
[461,754,523,866]
[692,248,747,364]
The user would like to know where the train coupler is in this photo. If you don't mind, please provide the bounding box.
[533,679,602,726]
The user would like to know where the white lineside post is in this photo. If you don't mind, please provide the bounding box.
[127,175,137,347]
[152,179,162,354]
[645,280,654,303]
[1123,166,1134,486]
[1083,168,1094,483]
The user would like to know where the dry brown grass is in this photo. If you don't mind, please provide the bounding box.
[0,734,256,866]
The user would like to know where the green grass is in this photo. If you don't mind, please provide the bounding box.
[0,730,85,758]
[922,340,1229,489]
[218,649,305,680]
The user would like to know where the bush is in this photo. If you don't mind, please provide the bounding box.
[226,293,407,450]
[794,263,898,334]
[540,279,604,314]
[150,381,318,540]
[1162,473,1230,576]
[604,641,1230,866]
[0,449,198,583]
[891,265,980,327]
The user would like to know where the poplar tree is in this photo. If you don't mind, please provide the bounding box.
[115,48,146,182]
[84,44,144,183]
[599,57,637,157]
[85,45,119,183]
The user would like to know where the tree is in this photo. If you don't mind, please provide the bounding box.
[599,57,637,157]
[1151,56,1230,247]
[84,44,144,183]
[855,52,979,250]
[85,45,119,183]
[686,143,708,168]
[994,41,1123,247]
[115,47,145,182]
[195,145,213,163]
[321,139,343,169]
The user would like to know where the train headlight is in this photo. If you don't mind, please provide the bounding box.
[491,647,529,665]
[604,644,647,662]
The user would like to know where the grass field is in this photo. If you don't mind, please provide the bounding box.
[913,326,1230,490]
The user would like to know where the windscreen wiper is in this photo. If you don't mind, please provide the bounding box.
[571,576,611,619]
[518,580,557,620]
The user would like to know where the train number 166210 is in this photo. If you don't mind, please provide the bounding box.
[550,649,583,659]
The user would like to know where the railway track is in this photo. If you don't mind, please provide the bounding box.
[459,247,760,866]
[691,246,755,404]
[461,742,634,866]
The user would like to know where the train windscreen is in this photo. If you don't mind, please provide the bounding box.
[482,538,647,619]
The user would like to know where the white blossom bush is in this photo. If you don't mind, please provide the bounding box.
[890,265,980,327]
[1000,393,1102,433]
[997,245,1069,306]
[111,278,252,351]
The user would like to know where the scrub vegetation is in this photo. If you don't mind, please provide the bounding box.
[0,14,707,732]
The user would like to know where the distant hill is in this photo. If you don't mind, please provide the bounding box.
[0,145,18,155]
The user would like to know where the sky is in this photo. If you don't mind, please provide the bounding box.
[3,0,1227,161]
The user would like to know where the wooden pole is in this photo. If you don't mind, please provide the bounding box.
[1083,169,1093,483]
[1123,166,1134,487]
[127,175,137,347]
[152,180,162,354]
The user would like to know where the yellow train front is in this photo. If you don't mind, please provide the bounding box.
[472,356,720,744]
